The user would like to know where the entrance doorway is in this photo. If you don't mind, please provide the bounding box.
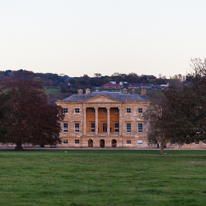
[112,139,117,148]
[100,139,105,148]
[88,139,93,147]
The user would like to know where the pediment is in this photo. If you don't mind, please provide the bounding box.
[85,95,119,103]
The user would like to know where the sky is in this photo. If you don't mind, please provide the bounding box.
[1,0,206,78]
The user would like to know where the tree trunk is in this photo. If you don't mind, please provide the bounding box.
[160,139,165,155]
[15,143,24,151]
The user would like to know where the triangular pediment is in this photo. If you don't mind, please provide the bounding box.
[85,95,120,103]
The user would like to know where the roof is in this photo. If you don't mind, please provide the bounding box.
[61,91,150,102]
[102,83,123,87]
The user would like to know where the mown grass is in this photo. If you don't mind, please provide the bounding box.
[0,150,206,206]
[45,88,62,94]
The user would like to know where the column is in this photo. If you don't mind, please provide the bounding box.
[95,107,98,135]
[83,107,86,135]
[119,106,122,135]
[119,106,123,148]
[107,107,110,136]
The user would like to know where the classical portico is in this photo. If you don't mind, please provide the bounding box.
[83,105,121,137]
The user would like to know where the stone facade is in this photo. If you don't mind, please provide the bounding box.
[55,89,206,149]
[56,89,150,148]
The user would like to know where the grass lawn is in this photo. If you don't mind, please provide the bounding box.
[45,88,62,94]
[1,150,206,206]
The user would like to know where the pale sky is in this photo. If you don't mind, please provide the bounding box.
[1,0,206,77]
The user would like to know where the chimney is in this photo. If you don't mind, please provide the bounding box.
[85,88,90,94]
[122,88,127,94]
[141,89,146,96]
[78,89,83,95]
[132,89,135,94]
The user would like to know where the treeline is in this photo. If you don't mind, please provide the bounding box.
[0,69,182,89]
[0,69,185,103]
[144,58,206,155]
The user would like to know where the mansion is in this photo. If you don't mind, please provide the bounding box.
[56,88,150,148]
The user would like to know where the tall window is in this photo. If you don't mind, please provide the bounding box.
[75,123,79,133]
[91,123,95,132]
[114,123,119,132]
[91,108,95,114]
[103,123,107,132]
[138,123,143,133]
[63,123,68,133]
[126,108,131,113]
[64,108,68,114]
[126,123,131,133]
[138,108,143,113]
[75,108,80,113]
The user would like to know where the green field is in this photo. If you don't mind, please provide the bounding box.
[1,150,206,206]
[45,88,62,94]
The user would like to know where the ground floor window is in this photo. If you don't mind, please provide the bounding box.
[138,140,143,144]
[103,123,107,132]
[126,123,131,133]
[63,123,68,133]
[63,140,68,144]
[75,140,79,144]
[126,140,131,144]
[91,123,95,132]
[138,123,143,133]
[114,123,119,132]
[75,123,79,133]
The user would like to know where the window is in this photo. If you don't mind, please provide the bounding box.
[63,123,68,133]
[126,108,131,113]
[91,123,95,132]
[126,123,131,133]
[103,123,107,132]
[102,108,107,114]
[126,140,131,144]
[138,108,143,113]
[64,108,68,114]
[63,140,68,144]
[75,140,79,144]
[114,108,119,114]
[91,108,95,114]
[138,123,143,133]
[114,123,119,132]
[75,108,80,113]
[75,123,79,133]
[138,140,143,144]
